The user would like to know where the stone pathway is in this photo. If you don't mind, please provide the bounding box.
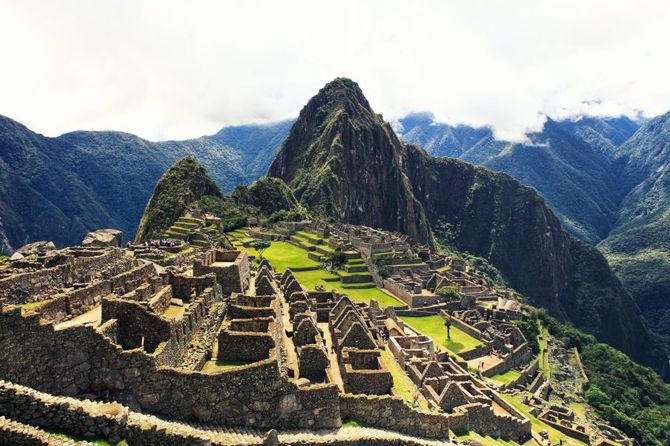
[319,321,344,390]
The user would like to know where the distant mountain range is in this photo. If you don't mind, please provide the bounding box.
[0,116,291,253]
[3,91,670,364]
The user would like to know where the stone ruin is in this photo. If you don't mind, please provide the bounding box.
[0,225,548,444]
[329,296,393,395]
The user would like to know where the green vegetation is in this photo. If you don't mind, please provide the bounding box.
[135,157,223,242]
[500,393,584,446]
[514,308,541,354]
[341,418,366,428]
[399,315,483,354]
[163,305,185,320]
[380,349,429,410]
[489,369,521,385]
[21,300,46,310]
[436,285,459,300]
[531,309,670,446]
[192,195,247,231]
[456,431,521,446]
[246,241,320,271]
[583,344,670,446]
[251,240,271,259]
[232,176,310,224]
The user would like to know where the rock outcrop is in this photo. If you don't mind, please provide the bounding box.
[82,229,123,248]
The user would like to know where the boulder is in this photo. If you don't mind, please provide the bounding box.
[15,240,56,256]
[82,229,123,248]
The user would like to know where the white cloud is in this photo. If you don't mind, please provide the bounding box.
[0,0,669,141]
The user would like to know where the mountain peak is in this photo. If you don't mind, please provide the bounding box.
[134,157,222,242]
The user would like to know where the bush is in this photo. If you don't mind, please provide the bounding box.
[326,248,347,269]
[436,285,459,300]
[252,240,271,259]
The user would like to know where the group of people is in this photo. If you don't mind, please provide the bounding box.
[378,326,390,343]
[125,239,176,249]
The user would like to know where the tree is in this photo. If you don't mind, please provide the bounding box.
[444,314,452,340]
[436,285,460,300]
[252,240,271,260]
[326,247,347,269]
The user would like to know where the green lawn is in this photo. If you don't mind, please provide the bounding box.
[381,349,429,411]
[238,236,403,308]
[500,393,585,446]
[248,241,320,271]
[22,300,47,310]
[341,418,366,428]
[489,369,521,385]
[399,315,483,354]
[293,269,403,308]
[457,431,521,446]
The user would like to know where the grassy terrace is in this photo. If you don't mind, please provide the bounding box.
[489,369,521,385]
[224,229,403,307]
[399,315,483,355]
[500,393,585,446]
[457,431,523,446]
[380,349,429,411]
[22,300,46,310]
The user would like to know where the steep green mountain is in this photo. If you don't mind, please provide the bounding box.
[231,176,308,221]
[599,112,670,348]
[269,78,666,374]
[0,115,290,251]
[136,166,307,238]
[0,117,115,253]
[268,78,433,244]
[135,157,223,242]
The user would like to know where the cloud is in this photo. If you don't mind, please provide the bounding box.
[0,0,669,141]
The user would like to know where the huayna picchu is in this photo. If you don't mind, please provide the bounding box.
[0,78,668,446]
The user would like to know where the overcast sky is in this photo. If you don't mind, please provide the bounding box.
[1,0,669,141]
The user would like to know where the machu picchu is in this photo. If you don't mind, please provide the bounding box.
[2,22,670,444]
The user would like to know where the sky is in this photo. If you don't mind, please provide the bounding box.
[1,0,669,141]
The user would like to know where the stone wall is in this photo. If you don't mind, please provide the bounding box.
[445,313,483,340]
[339,393,450,439]
[194,250,250,296]
[482,343,532,377]
[170,273,216,300]
[0,263,73,304]
[147,285,172,314]
[0,307,341,430]
[0,380,126,440]
[217,331,275,362]
[101,297,171,352]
